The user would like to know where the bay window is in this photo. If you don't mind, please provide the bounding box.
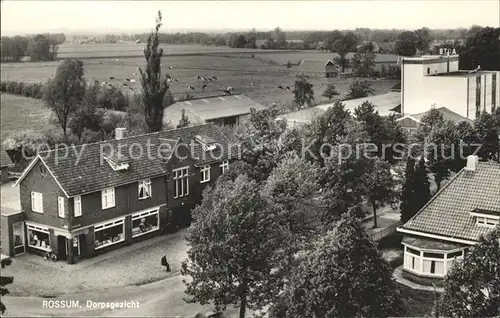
[102,187,115,209]
[132,208,160,238]
[27,224,51,251]
[138,179,152,200]
[403,245,465,277]
[200,165,210,183]
[94,218,125,250]
[173,167,189,198]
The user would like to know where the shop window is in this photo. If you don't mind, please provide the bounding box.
[220,160,229,174]
[94,219,125,250]
[27,224,51,251]
[200,165,210,183]
[101,187,115,209]
[173,167,189,198]
[31,191,43,213]
[13,223,24,255]
[132,209,160,238]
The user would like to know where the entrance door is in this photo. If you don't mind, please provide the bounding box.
[57,236,67,260]
[72,236,80,257]
[78,234,86,258]
[13,222,25,255]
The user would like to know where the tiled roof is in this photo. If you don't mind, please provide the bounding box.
[165,94,266,125]
[411,107,473,125]
[19,124,234,197]
[402,161,500,242]
[1,146,13,168]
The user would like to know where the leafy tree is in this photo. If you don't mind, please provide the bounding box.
[43,59,86,142]
[474,111,500,161]
[395,31,418,57]
[333,32,358,72]
[0,258,13,315]
[177,109,191,128]
[460,26,500,70]
[235,34,247,48]
[274,27,287,48]
[414,27,433,53]
[181,175,290,318]
[321,84,339,100]
[139,11,171,133]
[418,106,446,138]
[350,51,376,77]
[363,158,398,228]
[434,226,500,317]
[343,80,374,100]
[274,211,406,317]
[28,34,57,61]
[426,119,457,191]
[69,82,104,142]
[292,76,314,109]
[400,157,431,223]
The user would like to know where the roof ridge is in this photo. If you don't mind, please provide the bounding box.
[403,167,466,226]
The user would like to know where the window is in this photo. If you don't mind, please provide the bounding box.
[31,192,43,213]
[27,224,51,252]
[57,197,65,218]
[406,247,420,256]
[200,165,210,183]
[220,160,229,174]
[477,216,499,227]
[427,67,430,75]
[476,76,481,117]
[492,74,497,113]
[423,259,444,275]
[101,187,115,209]
[173,167,189,198]
[423,252,445,259]
[138,179,152,200]
[39,164,46,177]
[447,250,463,259]
[74,195,82,217]
[94,219,125,249]
[13,222,24,255]
[132,208,160,238]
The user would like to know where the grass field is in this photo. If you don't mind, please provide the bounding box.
[0,94,55,139]
[1,54,398,107]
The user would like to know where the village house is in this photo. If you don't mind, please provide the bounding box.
[401,54,500,120]
[397,156,500,286]
[165,94,266,127]
[0,124,237,264]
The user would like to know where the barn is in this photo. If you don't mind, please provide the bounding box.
[298,60,341,78]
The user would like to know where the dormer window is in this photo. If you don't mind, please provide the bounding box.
[476,216,499,227]
[103,151,129,171]
[471,209,500,228]
[195,135,217,151]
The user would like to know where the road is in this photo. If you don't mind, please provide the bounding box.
[2,274,248,317]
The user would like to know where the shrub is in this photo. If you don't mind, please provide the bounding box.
[7,81,18,93]
[1,81,45,99]
[0,81,7,92]
[15,81,24,95]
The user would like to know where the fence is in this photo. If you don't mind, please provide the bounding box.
[370,221,402,242]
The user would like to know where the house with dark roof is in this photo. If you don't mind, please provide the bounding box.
[165,94,266,127]
[298,60,341,78]
[1,124,237,263]
[1,146,14,183]
[396,106,473,133]
[397,156,500,286]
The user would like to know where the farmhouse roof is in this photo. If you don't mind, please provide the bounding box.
[298,59,340,73]
[1,146,13,168]
[410,107,473,125]
[401,161,500,242]
[279,92,401,125]
[14,124,234,197]
[165,94,266,125]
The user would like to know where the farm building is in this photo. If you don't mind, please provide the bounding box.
[356,41,381,53]
[164,94,266,127]
[396,106,473,133]
[279,91,401,128]
[298,60,341,78]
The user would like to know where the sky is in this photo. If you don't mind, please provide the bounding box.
[1,0,499,35]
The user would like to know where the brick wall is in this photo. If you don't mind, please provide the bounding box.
[402,268,445,287]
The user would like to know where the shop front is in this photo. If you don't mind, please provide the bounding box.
[131,208,160,238]
[93,218,125,250]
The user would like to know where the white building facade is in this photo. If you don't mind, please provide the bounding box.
[401,55,499,120]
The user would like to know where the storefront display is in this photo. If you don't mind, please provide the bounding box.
[27,224,51,252]
[94,218,125,250]
[132,208,159,238]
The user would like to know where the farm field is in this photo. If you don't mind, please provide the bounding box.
[1,55,399,108]
[0,94,55,140]
[234,52,400,65]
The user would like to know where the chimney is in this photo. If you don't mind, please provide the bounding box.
[115,127,128,140]
[464,155,479,171]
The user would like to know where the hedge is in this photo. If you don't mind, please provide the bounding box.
[0,81,44,99]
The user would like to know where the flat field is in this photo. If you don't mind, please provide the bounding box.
[0,94,55,139]
[1,54,398,107]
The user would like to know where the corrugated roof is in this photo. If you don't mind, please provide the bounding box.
[1,146,13,168]
[165,94,266,126]
[17,124,234,197]
[402,161,500,242]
